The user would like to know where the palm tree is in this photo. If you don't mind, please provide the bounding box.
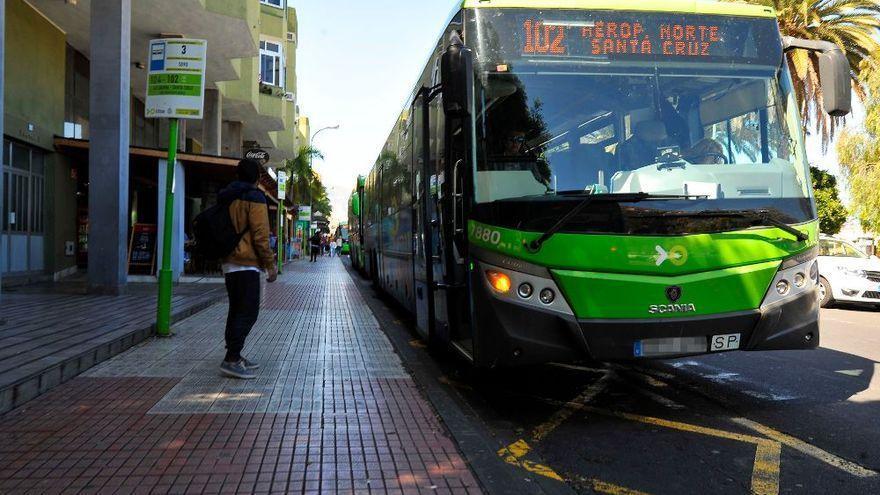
[745,0,880,146]
[283,145,323,207]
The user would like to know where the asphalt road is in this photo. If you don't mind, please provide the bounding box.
[349,264,880,495]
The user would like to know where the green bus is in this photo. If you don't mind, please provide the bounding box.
[349,176,366,270]
[350,0,851,367]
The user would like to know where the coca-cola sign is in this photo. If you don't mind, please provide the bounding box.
[245,149,270,165]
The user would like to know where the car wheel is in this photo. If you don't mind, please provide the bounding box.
[818,277,834,308]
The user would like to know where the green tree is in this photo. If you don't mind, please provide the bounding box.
[743,0,880,146]
[810,166,848,234]
[282,146,333,217]
[837,62,880,233]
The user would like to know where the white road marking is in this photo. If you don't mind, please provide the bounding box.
[741,390,798,401]
[846,363,880,404]
[835,369,865,377]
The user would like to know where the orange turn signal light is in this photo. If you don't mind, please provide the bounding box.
[485,270,512,293]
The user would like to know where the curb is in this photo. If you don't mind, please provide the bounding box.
[0,296,221,415]
[344,261,574,495]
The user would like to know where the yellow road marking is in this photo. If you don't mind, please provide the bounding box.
[643,368,879,479]
[752,441,782,495]
[586,407,769,445]
[638,374,669,388]
[497,439,563,481]
[731,417,879,478]
[532,375,611,442]
[583,407,780,495]
[548,362,612,374]
[566,474,652,495]
[497,375,612,484]
[590,478,653,495]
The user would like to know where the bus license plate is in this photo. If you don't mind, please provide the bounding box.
[710,333,741,352]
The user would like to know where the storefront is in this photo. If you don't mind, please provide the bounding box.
[1,139,47,277]
[55,138,284,280]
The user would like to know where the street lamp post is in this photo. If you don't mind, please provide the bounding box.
[307,125,339,237]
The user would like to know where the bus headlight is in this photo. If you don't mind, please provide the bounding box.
[485,271,512,294]
[761,249,818,308]
[539,288,556,305]
[479,261,573,316]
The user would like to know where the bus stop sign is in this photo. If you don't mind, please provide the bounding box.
[145,39,207,119]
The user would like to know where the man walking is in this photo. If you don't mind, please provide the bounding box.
[309,231,321,262]
[218,159,277,379]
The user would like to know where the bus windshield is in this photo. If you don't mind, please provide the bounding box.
[468,9,814,227]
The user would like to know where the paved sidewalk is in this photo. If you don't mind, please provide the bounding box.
[0,259,480,494]
[0,282,223,415]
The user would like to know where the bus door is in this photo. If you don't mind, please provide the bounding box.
[412,92,435,340]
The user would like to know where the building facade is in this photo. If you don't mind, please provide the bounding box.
[1,0,306,288]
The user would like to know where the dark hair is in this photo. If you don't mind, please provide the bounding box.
[237,159,262,183]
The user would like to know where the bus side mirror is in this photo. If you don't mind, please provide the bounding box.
[783,37,851,117]
[441,33,474,118]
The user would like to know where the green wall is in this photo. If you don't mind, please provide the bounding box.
[4,0,76,277]
[47,154,78,277]
[4,0,66,150]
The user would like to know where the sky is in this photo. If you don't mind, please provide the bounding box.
[294,1,864,222]
[294,0,457,225]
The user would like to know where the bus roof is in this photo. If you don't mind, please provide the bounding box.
[461,0,776,18]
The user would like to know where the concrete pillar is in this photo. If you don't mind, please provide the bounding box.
[202,89,222,156]
[156,159,185,281]
[87,0,131,295]
[222,121,243,158]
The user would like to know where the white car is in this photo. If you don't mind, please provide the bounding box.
[817,237,880,308]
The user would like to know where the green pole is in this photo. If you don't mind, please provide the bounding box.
[156,118,179,337]
[277,206,283,274]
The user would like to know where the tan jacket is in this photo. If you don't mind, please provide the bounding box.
[220,182,275,270]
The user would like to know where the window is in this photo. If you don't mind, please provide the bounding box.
[260,0,284,8]
[820,240,868,259]
[259,40,284,87]
[2,140,45,234]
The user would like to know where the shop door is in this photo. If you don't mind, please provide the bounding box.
[2,141,46,275]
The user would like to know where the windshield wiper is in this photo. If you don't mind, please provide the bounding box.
[654,209,809,242]
[525,193,707,253]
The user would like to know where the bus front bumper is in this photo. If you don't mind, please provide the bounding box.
[474,283,819,366]
[577,289,819,360]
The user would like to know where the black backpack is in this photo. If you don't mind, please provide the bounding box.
[192,193,250,261]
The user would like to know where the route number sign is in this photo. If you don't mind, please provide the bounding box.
[145,39,207,119]
[278,171,288,197]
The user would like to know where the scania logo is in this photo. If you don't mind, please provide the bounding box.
[649,303,697,315]
[666,286,682,302]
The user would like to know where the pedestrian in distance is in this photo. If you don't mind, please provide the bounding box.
[329,239,337,258]
[218,159,278,380]
[309,231,321,262]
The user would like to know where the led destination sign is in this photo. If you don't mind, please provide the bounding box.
[523,20,723,57]
[475,10,782,66]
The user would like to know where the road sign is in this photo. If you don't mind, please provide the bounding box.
[299,206,312,222]
[278,171,288,196]
[147,38,208,338]
[145,39,207,119]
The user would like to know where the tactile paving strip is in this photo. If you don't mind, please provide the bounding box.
[86,266,410,415]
